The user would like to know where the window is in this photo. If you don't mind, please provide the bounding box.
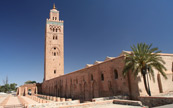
[53,35,57,40]
[101,73,104,81]
[76,78,78,84]
[114,69,118,79]
[53,17,54,20]
[54,70,56,74]
[91,74,93,81]
[54,52,56,56]
[55,17,57,20]
[54,47,56,50]
[53,28,55,32]
[56,28,58,32]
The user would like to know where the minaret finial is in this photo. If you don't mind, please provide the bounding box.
[53,3,56,9]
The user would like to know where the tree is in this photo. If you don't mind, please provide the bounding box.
[0,84,10,93]
[123,43,167,96]
[0,76,17,93]
[10,83,17,91]
[24,80,36,84]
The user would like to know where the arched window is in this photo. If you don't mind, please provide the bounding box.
[56,28,58,32]
[101,73,104,81]
[114,69,118,79]
[54,52,56,56]
[76,78,78,84]
[56,36,58,40]
[54,70,56,74]
[53,28,55,32]
[55,17,57,20]
[53,17,54,20]
[91,74,93,81]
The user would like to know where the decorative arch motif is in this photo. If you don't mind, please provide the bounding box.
[50,47,60,56]
[49,25,61,33]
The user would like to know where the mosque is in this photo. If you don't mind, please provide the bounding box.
[17,4,173,102]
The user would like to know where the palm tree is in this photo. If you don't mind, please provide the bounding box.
[123,43,167,96]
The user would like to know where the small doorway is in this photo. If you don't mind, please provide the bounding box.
[28,89,32,95]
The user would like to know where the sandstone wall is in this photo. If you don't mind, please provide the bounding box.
[135,55,173,97]
[41,54,173,101]
[42,56,131,101]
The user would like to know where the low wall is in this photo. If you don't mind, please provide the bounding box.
[59,99,142,108]
[27,100,80,108]
[27,98,142,108]
[59,100,113,108]
[18,96,28,107]
[139,96,173,107]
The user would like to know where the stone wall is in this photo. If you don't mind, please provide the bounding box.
[30,52,172,102]
[136,54,173,97]
[41,53,173,101]
[42,56,132,101]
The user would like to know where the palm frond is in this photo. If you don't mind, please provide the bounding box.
[123,43,167,80]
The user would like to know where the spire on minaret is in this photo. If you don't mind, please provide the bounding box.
[53,3,56,9]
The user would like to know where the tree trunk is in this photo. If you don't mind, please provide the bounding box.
[142,74,150,96]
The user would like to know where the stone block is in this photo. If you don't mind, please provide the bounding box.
[53,97,56,101]
[60,98,65,102]
[46,96,49,100]
[56,97,60,102]
[66,98,72,101]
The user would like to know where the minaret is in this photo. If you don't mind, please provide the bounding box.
[44,4,64,81]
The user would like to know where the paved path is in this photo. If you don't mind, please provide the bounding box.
[0,96,7,104]
[4,96,23,108]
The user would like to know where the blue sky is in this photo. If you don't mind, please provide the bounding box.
[0,0,173,86]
